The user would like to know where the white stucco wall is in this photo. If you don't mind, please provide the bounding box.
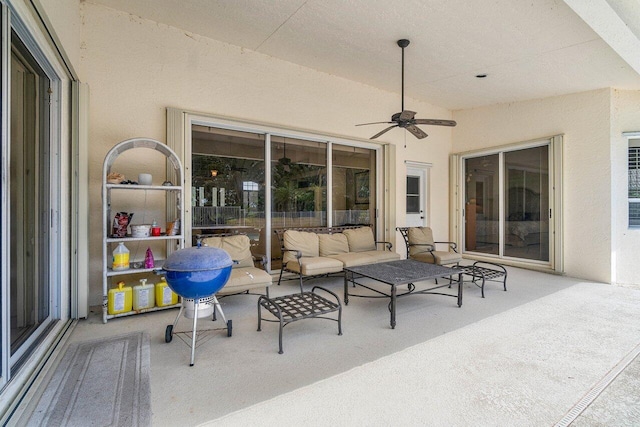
[611,90,640,286]
[38,0,82,76]
[452,89,613,283]
[80,2,453,305]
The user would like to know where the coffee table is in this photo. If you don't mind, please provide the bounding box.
[344,259,463,329]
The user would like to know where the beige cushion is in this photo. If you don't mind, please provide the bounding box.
[411,250,461,265]
[218,267,272,295]
[343,227,376,252]
[202,235,253,268]
[285,257,343,275]
[282,230,319,263]
[319,233,349,256]
[408,227,435,257]
[328,252,374,268]
[329,250,400,267]
[362,250,401,264]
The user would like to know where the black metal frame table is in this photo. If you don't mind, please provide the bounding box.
[456,261,508,298]
[344,259,463,329]
[257,286,342,354]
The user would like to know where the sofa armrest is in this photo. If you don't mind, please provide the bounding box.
[282,248,303,259]
[251,252,269,269]
[375,240,394,251]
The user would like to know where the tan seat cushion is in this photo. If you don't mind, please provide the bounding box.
[361,250,401,264]
[286,257,343,276]
[343,227,376,252]
[329,250,400,267]
[282,230,320,263]
[319,233,349,256]
[411,250,461,265]
[407,227,435,257]
[218,267,272,295]
[328,252,375,268]
[202,235,254,268]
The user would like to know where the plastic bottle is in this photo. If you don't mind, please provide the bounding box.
[133,278,155,310]
[144,247,155,268]
[112,242,130,271]
[155,277,179,307]
[151,219,161,236]
[108,281,132,314]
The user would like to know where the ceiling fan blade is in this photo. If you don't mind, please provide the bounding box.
[413,118,457,127]
[399,110,416,121]
[370,125,397,140]
[406,125,428,139]
[355,121,395,126]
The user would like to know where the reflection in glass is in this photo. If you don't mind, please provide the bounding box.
[332,144,375,227]
[10,31,51,353]
[191,126,265,257]
[406,176,420,214]
[464,155,499,255]
[504,146,549,261]
[271,136,327,227]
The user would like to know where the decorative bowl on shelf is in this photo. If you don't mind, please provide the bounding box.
[107,172,125,184]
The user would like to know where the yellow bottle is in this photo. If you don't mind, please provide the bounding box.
[112,242,130,271]
[108,281,133,315]
[133,278,155,310]
[155,277,178,307]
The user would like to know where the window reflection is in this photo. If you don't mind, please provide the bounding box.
[191,126,266,250]
[332,144,375,227]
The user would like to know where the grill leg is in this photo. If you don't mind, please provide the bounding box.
[172,304,184,330]
[212,296,227,324]
[190,301,199,366]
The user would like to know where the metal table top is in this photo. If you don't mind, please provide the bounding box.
[344,259,462,286]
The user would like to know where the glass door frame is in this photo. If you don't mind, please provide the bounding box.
[453,135,563,272]
[1,0,73,400]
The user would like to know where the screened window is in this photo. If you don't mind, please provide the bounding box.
[628,139,640,227]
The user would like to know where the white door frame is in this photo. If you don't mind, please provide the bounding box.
[405,161,431,227]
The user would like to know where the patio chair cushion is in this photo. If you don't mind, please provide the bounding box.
[285,257,344,276]
[411,250,461,265]
[217,267,273,295]
[407,227,435,257]
[283,230,320,263]
[343,227,376,252]
[202,235,254,268]
[319,233,349,256]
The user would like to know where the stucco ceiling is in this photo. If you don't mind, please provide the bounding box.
[90,0,640,111]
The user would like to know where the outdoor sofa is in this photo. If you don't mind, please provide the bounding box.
[275,225,401,290]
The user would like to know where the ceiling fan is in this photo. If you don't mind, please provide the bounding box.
[356,39,457,140]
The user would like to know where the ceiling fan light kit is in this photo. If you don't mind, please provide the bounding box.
[356,39,457,140]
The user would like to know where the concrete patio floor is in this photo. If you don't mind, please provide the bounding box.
[16,265,640,426]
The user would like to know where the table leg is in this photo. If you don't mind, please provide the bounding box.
[457,272,463,307]
[390,284,397,329]
[344,271,350,305]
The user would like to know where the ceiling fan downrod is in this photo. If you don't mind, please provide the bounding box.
[397,39,410,113]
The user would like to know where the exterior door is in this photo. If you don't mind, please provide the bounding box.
[406,166,428,227]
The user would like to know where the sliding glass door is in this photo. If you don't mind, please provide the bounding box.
[8,29,56,367]
[188,123,381,271]
[463,143,551,264]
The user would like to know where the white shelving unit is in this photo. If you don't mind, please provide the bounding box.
[102,138,185,323]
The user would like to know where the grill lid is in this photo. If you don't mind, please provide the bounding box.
[163,246,232,272]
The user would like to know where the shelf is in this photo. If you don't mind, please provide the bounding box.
[107,259,166,277]
[106,234,183,243]
[104,303,181,320]
[106,184,181,191]
[102,137,185,324]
